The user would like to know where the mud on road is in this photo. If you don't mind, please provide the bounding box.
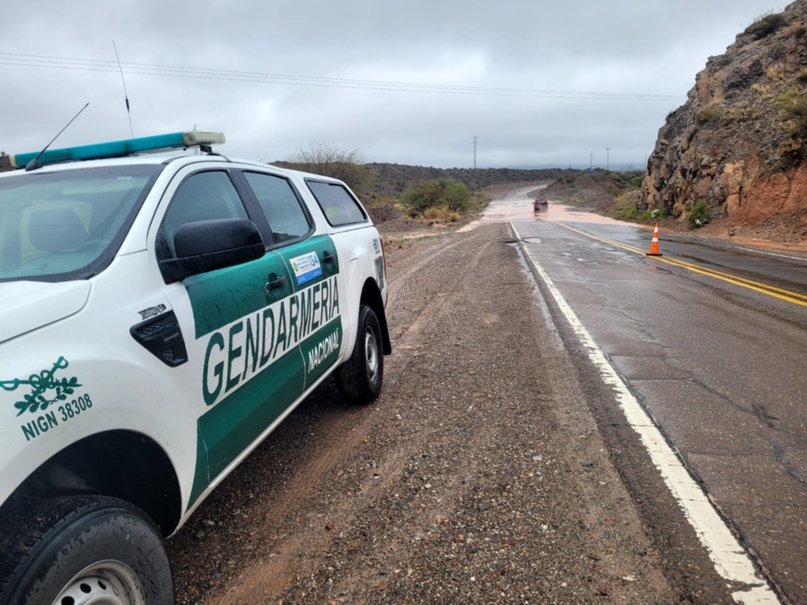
[168,223,733,604]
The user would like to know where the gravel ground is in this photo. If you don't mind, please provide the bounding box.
[166,223,729,604]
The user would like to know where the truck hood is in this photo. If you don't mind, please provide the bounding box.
[0,281,91,345]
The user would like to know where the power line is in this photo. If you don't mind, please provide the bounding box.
[0,51,680,102]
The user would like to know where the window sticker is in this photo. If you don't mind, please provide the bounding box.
[289,251,323,286]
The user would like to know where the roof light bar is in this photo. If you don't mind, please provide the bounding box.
[11,131,226,168]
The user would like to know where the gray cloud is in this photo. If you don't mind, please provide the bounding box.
[0,0,792,168]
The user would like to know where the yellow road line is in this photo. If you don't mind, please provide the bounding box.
[558,223,807,309]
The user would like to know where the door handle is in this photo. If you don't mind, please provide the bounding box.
[322,251,335,264]
[265,274,286,292]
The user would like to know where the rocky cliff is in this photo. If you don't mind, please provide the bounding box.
[643,1,807,239]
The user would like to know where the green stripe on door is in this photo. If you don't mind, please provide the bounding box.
[301,317,342,388]
[189,345,304,503]
[189,317,343,504]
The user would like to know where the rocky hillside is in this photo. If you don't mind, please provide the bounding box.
[643,1,807,238]
[541,169,644,210]
[364,163,569,198]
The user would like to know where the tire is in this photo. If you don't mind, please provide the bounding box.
[0,495,173,605]
[338,304,384,404]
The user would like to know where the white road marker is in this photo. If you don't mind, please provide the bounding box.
[737,246,807,263]
[512,222,780,605]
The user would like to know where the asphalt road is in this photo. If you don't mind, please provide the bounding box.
[513,207,807,603]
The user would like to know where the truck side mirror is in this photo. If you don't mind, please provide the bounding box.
[159,218,265,283]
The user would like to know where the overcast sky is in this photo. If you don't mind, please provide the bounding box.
[0,0,794,169]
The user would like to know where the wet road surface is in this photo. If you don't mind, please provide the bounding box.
[512,204,807,603]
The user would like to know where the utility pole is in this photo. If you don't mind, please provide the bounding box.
[606,147,611,171]
[473,135,479,170]
[589,151,593,171]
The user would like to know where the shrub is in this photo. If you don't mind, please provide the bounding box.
[401,179,475,216]
[627,172,645,189]
[725,106,761,122]
[766,64,786,81]
[696,106,724,125]
[777,92,807,139]
[443,181,473,212]
[752,82,772,96]
[637,208,667,222]
[789,98,807,139]
[687,200,709,229]
[617,205,638,221]
[423,207,448,221]
[747,12,786,39]
[367,202,402,224]
[775,89,798,110]
[286,144,376,196]
[610,190,642,221]
[401,180,444,216]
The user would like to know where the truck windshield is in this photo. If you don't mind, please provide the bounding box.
[0,165,161,282]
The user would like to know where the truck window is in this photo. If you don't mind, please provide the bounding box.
[306,180,367,227]
[243,172,311,244]
[0,165,160,282]
[157,171,248,260]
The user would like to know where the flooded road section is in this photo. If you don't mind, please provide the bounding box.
[462,184,625,229]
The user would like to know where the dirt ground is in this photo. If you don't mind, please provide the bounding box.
[166,216,740,604]
[674,216,807,254]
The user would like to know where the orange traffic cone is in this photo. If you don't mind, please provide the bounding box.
[645,223,663,256]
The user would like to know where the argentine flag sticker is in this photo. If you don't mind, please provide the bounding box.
[290,251,324,285]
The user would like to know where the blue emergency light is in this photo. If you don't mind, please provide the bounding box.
[11,131,225,169]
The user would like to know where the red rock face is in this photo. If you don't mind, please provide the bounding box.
[641,2,807,231]
[736,164,807,224]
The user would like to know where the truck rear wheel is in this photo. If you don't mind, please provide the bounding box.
[0,495,173,605]
[338,304,384,404]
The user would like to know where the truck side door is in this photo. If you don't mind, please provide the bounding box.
[239,171,343,390]
[155,169,305,503]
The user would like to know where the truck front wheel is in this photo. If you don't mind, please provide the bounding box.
[338,304,384,404]
[0,495,173,605]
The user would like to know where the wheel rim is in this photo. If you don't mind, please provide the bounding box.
[53,560,145,605]
[364,326,379,384]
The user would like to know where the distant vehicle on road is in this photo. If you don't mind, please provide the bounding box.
[533,197,548,215]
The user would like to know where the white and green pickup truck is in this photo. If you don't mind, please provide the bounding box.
[0,132,390,604]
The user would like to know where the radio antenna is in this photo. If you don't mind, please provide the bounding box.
[25,102,90,171]
[113,40,134,137]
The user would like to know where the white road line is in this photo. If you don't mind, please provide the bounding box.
[737,246,807,263]
[512,222,780,605]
